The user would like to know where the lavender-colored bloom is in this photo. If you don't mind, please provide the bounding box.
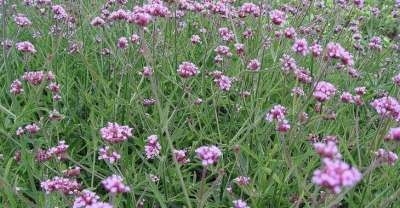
[87,202,113,208]
[313,141,342,159]
[232,199,250,208]
[312,158,362,193]
[25,123,40,134]
[247,59,261,71]
[214,75,232,91]
[173,149,190,164]
[14,14,32,27]
[177,62,199,78]
[16,41,36,53]
[144,134,161,159]
[375,148,398,166]
[73,189,100,208]
[117,37,128,49]
[385,127,400,141]
[292,38,309,56]
[10,79,24,95]
[195,145,222,166]
[313,81,337,102]
[265,105,287,122]
[100,122,133,143]
[370,96,400,121]
[101,174,130,194]
[270,9,286,25]
[41,176,80,195]
[98,146,121,164]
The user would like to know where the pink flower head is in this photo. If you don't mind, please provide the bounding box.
[100,122,133,143]
[16,127,25,136]
[25,123,40,134]
[393,74,400,87]
[214,75,232,91]
[91,17,106,27]
[370,96,400,121]
[353,0,364,8]
[276,119,291,133]
[73,189,100,208]
[129,8,152,27]
[218,27,235,42]
[270,9,286,25]
[232,199,250,208]
[144,134,161,159]
[233,176,250,186]
[339,50,354,66]
[35,148,53,162]
[16,41,36,53]
[326,42,344,59]
[215,45,232,56]
[291,87,304,96]
[130,34,140,44]
[22,71,45,85]
[177,62,199,78]
[375,148,398,166]
[265,105,287,122]
[313,81,337,102]
[312,158,362,193]
[243,28,253,39]
[14,14,32,27]
[280,54,297,73]
[10,79,24,95]
[234,43,245,55]
[101,174,130,194]
[195,145,222,166]
[369,36,382,50]
[47,82,61,94]
[385,127,400,141]
[292,38,309,56]
[284,27,297,39]
[52,5,68,20]
[98,146,121,164]
[348,67,360,78]
[117,37,128,49]
[247,59,261,71]
[142,2,170,17]
[294,67,312,84]
[87,202,113,208]
[340,92,354,103]
[48,140,69,160]
[310,43,323,57]
[173,149,190,164]
[109,9,129,21]
[239,2,260,17]
[41,176,80,195]
[313,141,342,159]
[142,66,153,77]
[191,34,201,44]
[354,87,366,95]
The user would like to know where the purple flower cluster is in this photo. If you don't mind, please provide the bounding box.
[101,174,130,194]
[312,158,362,193]
[41,176,81,195]
[313,81,337,102]
[144,134,161,159]
[100,122,133,143]
[195,145,222,166]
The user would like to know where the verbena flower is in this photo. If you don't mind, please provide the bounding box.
[195,145,222,166]
[144,134,161,159]
[101,174,130,194]
[100,122,133,143]
[312,158,362,193]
